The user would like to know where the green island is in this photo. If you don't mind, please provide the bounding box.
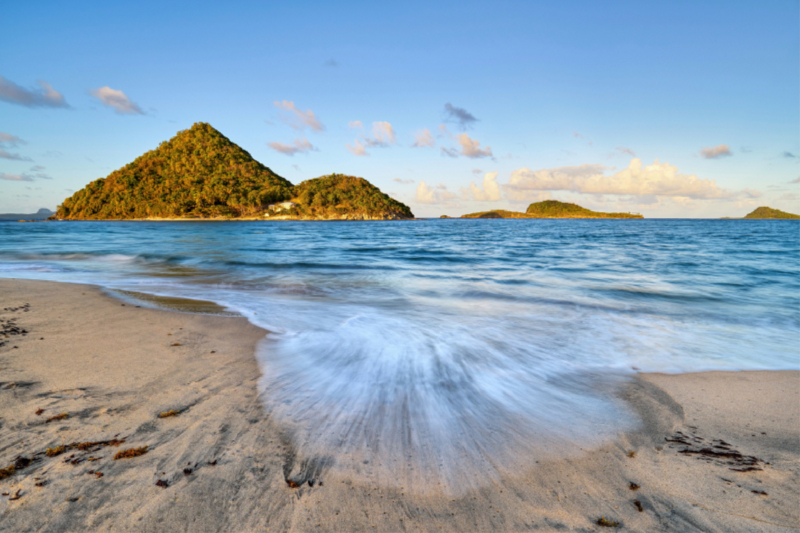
[741,207,800,219]
[461,200,643,219]
[55,123,413,221]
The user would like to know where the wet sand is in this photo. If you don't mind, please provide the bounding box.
[0,278,797,532]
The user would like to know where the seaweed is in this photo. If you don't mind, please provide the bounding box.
[155,479,169,488]
[46,413,68,423]
[114,446,149,460]
[35,408,44,416]
[74,438,125,450]
[633,500,643,512]
[629,482,640,491]
[46,445,66,457]
[627,451,636,458]
[159,410,180,418]
[0,465,15,480]
[596,517,620,527]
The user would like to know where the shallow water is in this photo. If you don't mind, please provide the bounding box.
[1,219,798,489]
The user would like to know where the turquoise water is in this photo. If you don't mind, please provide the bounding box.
[1,219,798,488]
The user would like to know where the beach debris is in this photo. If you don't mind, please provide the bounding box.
[35,408,44,415]
[595,517,620,527]
[46,445,66,457]
[170,342,182,346]
[628,482,640,491]
[159,410,180,418]
[1,491,8,496]
[75,438,125,450]
[66,497,80,502]
[155,479,169,488]
[666,430,764,471]
[35,479,47,487]
[183,468,193,475]
[627,451,636,458]
[8,490,22,501]
[633,500,643,512]
[88,456,101,462]
[286,479,301,489]
[751,490,768,496]
[114,446,149,460]
[208,460,217,466]
[0,464,15,480]
[14,456,32,469]
[46,412,69,423]
[95,471,104,479]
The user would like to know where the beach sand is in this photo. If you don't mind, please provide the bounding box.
[0,279,797,532]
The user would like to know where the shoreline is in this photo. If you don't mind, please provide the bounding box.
[0,278,797,531]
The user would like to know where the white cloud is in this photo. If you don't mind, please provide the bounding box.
[457,133,493,159]
[347,122,396,156]
[91,86,144,115]
[347,140,368,156]
[348,121,363,129]
[0,76,68,108]
[415,181,458,205]
[394,178,415,184]
[267,137,316,156]
[412,128,435,148]
[274,100,325,131]
[700,144,732,159]
[462,171,501,201]
[504,158,747,201]
[364,122,396,146]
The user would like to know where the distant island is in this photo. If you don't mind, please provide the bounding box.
[741,206,799,219]
[0,208,54,221]
[461,200,643,219]
[55,123,413,221]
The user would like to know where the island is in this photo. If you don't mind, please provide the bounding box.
[0,208,54,221]
[742,206,800,219]
[54,123,413,221]
[461,200,643,219]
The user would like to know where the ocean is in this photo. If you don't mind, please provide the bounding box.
[1,219,798,488]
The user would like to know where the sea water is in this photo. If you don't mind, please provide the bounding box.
[1,219,798,489]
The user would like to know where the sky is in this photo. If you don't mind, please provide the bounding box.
[1,0,798,218]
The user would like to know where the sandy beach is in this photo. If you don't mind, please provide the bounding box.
[0,278,797,532]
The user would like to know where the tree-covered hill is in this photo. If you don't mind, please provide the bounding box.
[461,200,642,219]
[284,174,413,220]
[743,206,800,219]
[55,123,413,220]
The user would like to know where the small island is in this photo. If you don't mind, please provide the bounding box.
[55,123,413,221]
[461,200,643,219]
[742,206,800,219]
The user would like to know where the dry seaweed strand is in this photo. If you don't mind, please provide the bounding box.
[159,410,180,418]
[114,446,149,460]
[596,516,620,527]
[46,413,68,423]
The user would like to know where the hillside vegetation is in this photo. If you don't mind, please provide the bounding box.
[56,123,413,220]
[743,207,800,219]
[462,201,642,219]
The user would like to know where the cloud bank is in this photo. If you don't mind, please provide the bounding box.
[0,171,51,182]
[504,158,744,202]
[274,101,325,131]
[90,86,144,115]
[0,76,68,108]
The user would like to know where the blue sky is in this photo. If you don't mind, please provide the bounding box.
[1,0,798,217]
